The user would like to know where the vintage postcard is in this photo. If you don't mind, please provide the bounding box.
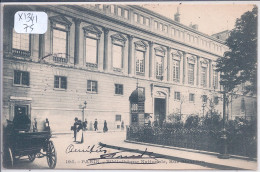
[1,1,258,170]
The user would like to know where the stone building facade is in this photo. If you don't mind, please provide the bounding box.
[2,4,256,132]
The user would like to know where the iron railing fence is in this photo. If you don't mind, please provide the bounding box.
[126,126,257,158]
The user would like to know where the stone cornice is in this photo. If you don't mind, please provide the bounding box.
[129,5,226,44]
[37,5,225,58]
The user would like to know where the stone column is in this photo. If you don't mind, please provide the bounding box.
[167,46,171,81]
[149,41,154,78]
[127,35,134,75]
[103,27,109,71]
[196,56,200,86]
[209,59,212,88]
[39,34,45,59]
[182,52,186,84]
[73,18,81,65]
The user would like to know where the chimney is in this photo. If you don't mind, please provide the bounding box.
[174,7,180,22]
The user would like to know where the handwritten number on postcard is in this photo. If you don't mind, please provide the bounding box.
[14,11,48,34]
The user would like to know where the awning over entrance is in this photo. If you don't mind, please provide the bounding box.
[129,88,145,103]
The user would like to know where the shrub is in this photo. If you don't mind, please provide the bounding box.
[166,113,184,128]
[184,114,201,129]
[203,111,222,130]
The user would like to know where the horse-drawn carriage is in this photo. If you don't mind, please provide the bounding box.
[3,119,57,169]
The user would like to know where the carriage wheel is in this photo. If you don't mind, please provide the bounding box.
[46,141,57,169]
[28,153,36,162]
[3,147,14,168]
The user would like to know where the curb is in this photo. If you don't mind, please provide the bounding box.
[99,142,249,170]
[124,139,257,162]
[52,130,126,135]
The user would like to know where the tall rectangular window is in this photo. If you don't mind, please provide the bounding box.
[112,44,123,69]
[154,21,158,29]
[134,13,138,22]
[124,10,129,19]
[12,30,30,51]
[53,29,67,58]
[164,25,168,33]
[171,28,175,36]
[110,5,115,13]
[173,60,180,82]
[14,70,30,86]
[145,18,150,26]
[201,67,207,87]
[177,30,180,37]
[188,63,194,85]
[87,80,98,93]
[117,7,122,16]
[140,16,144,24]
[189,93,195,102]
[136,50,145,73]
[54,76,67,89]
[85,37,98,64]
[156,55,163,76]
[159,23,163,31]
[213,70,218,89]
[174,91,181,101]
[115,84,123,95]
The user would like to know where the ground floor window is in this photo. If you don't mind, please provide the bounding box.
[87,80,98,93]
[174,91,181,101]
[189,93,195,102]
[14,70,30,86]
[115,84,123,95]
[202,95,207,103]
[54,76,67,89]
[115,114,121,121]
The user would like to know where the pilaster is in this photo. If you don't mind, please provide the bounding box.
[149,41,154,79]
[73,18,81,65]
[103,27,109,71]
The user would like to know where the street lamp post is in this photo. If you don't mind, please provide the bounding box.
[79,101,87,144]
[218,86,230,159]
[82,101,87,122]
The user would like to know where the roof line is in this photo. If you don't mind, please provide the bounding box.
[129,5,226,44]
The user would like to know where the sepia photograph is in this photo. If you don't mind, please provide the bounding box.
[1,1,258,170]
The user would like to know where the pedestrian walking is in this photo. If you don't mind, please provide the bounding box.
[76,120,83,143]
[94,119,98,131]
[33,118,38,132]
[44,118,50,132]
[72,117,78,142]
[83,119,87,131]
[103,120,108,132]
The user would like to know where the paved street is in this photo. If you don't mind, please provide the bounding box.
[11,131,212,170]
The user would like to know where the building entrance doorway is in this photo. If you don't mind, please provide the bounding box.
[154,98,166,127]
[14,105,29,118]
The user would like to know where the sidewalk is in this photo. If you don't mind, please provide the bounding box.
[52,129,124,135]
[100,139,257,170]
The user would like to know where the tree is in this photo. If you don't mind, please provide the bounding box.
[216,6,257,94]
